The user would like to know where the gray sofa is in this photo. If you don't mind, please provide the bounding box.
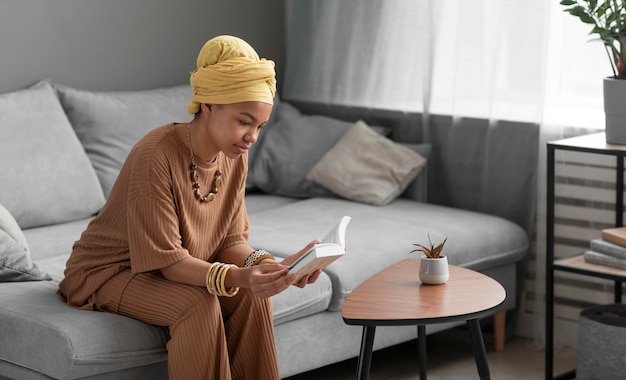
[0,80,536,379]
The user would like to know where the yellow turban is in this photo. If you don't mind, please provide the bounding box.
[187,35,277,114]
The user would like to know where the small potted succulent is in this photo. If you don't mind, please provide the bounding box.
[411,234,449,285]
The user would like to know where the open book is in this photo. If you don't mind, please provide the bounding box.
[288,216,351,282]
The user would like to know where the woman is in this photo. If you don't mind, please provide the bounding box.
[58,35,321,379]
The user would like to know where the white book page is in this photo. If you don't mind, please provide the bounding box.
[320,216,351,246]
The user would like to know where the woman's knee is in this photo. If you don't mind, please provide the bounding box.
[117,273,223,328]
[179,287,222,317]
[220,288,272,319]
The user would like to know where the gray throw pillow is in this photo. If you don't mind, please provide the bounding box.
[306,121,426,206]
[0,203,29,252]
[0,213,50,281]
[56,83,193,198]
[0,80,105,228]
[248,102,388,198]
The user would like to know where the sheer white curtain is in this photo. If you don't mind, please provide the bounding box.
[284,0,606,125]
[285,0,551,123]
[284,0,428,112]
[534,2,607,349]
[284,0,608,347]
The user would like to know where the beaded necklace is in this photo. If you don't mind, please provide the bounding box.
[186,123,222,203]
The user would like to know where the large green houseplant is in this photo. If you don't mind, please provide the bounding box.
[561,0,626,144]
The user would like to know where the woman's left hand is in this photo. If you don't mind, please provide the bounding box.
[276,239,322,288]
[291,268,323,288]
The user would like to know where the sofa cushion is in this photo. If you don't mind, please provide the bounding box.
[56,83,193,198]
[244,193,301,215]
[0,81,106,229]
[0,280,168,380]
[23,217,92,263]
[0,250,330,379]
[271,270,332,325]
[247,196,528,311]
[248,101,388,198]
[306,120,426,206]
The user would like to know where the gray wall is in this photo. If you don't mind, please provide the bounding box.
[0,0,285,93]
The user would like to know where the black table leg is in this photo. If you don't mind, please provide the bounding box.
[417,325,427,380]
[356,326,376,380]
[467,319,490,380]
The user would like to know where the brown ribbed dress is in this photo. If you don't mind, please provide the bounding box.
[58,124,279,379]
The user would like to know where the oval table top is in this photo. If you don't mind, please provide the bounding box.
[342,258,506,326]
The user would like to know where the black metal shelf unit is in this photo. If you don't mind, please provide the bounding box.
[546,132,626,380]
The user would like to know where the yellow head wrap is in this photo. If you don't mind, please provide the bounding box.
[187,35,277,114]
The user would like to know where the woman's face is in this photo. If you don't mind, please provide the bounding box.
[206,101,273,160]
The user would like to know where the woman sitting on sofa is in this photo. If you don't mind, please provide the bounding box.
[58,35,320,380]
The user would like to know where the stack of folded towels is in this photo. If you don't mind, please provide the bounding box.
[584,227,626,269]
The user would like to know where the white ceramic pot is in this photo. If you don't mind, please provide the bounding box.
[603,77,626,145]
[419,255,449,285]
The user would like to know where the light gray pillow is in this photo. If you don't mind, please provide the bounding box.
[0,208,50,282]
[0,203,29,252]
[56,83,193,198]
[306,120,426,206]
[0,81,105,228]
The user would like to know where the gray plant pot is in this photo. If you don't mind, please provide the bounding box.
[604,77,626,145]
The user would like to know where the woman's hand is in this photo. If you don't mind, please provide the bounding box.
[277,239,323,288]
[225,240,326,296]
[292,268,323,288]
[229,263,296,298]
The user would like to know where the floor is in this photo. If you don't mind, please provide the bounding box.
[284,327,577,380]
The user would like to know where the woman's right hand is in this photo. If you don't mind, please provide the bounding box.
[229,263,297,298]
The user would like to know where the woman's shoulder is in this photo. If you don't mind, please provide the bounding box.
[121,124,186,174]
[130,124,182,157]
[137,123,176,145]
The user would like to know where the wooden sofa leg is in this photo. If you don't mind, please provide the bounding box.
[493,311,506,352]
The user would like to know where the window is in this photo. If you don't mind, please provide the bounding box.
[285,0,607,128]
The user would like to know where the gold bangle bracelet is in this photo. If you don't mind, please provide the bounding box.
[206,263,216,294]
[217,264,227,294]
[206,262,239,297]
[220,264,239,297]
[252,254,275,266]
[206,263,220,295]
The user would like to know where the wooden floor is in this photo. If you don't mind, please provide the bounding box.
[284,327,577,380]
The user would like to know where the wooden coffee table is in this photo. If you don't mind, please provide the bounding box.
[342,259,506,380]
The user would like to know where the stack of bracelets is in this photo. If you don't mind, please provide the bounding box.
[205,249,275,297]
[205,262,239,297]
